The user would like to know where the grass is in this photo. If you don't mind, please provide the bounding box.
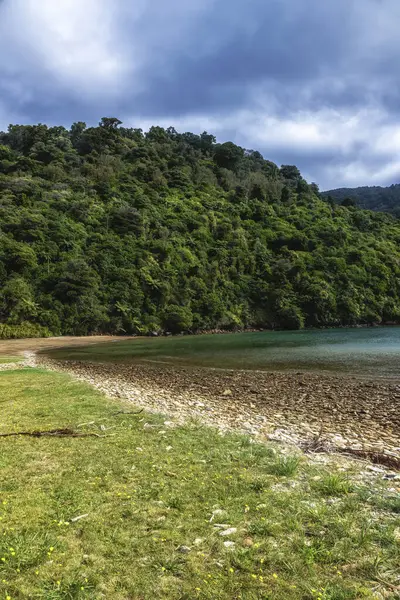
[0,368,399,599]
[312,475,354,497]
[266,456,301,477]
[0,356,23,365]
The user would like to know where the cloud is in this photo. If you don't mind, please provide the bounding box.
[0,0,128,89]
[133,103,400,189]
[1,0,400,188]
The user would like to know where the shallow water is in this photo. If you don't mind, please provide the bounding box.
[145,328,400,378]
[54,327,400,379]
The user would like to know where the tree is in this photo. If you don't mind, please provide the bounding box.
[341,197,357,208]
[281,186,291,203]
[0,277,37,323]
[276,305,304,330]
[161,305,193,333]
[99,117,122,129]
[280,165,301,181]
[70,121,87,148]
[214,142,244,171]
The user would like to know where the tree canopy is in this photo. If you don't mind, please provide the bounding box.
[1,119,400,337]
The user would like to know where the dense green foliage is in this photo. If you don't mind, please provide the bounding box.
[323,184,400,214]
[1,118,400,335]
[0,322,51,340]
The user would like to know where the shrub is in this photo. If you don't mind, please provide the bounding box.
[0,321,53,339]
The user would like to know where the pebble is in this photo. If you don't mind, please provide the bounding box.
[219,528,237,537]
[210,509,226,522]
[223,541,235,548]
[366,465,386,474]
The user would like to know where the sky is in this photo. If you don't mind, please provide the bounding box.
[0,0,400,190]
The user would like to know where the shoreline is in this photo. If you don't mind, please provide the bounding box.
[34,354,400,462]
[1,320,399,345]
[135,357,400,385]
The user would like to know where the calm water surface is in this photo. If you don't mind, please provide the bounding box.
[79,327,400,379]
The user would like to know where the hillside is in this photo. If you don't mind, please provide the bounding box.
[322,184,400,214]
[1,118,400,336]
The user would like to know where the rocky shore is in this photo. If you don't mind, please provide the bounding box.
[34,354,400,462]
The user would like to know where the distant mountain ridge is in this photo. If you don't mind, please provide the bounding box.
[322,184,400,215]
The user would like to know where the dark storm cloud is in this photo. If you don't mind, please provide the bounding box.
[132,0,352,117]
[0,0,400,188]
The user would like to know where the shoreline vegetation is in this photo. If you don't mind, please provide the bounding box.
[1,321,400,341]
[1,367,399,599]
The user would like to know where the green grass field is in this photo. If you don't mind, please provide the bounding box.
[0,368,399,599]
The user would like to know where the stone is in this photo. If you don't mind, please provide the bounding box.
[193,538,203,545]
[210,509,226,522]
[219,528,237,537]
[177,545,191,554]
[222,389,232,396]
[366,465,386,474]
[223,541,235,548]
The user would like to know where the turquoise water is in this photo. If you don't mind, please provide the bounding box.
[52,327,400,379]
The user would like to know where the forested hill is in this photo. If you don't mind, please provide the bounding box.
[1,118,400,338]
[322,184,400,215]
